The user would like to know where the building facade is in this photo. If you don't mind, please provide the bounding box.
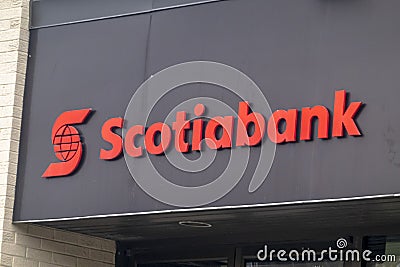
[1,0,400,266]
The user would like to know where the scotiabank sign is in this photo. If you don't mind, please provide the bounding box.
[38,60,366,209]
[99,90,361,160]
[45,90,362,179]
[39,72,365,210]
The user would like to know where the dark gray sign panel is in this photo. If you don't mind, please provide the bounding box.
[14,0,400,221]
[30,0,224,29]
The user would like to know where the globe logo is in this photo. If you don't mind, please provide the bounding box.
[42,108,92,178]
[53,125,81,162]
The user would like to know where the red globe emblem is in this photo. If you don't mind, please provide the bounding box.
[42,109,91,178]
[53,125,81,162]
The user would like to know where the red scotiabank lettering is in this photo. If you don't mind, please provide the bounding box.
[124,125,144,157]
[99,90,363,160]
[236,101,265,146]
[332,90,363,137]
[267,109,298,143]
[99,117,123,160]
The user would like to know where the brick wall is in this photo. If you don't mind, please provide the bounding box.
[0,0,116,266]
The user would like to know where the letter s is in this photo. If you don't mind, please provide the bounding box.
[100,117,124,160]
